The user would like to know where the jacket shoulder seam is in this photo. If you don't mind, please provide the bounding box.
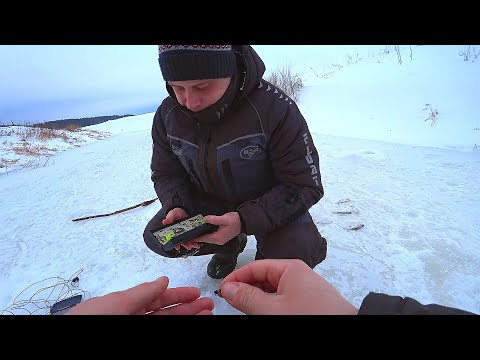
[256,80,294,106]
[246,97,267,143]
[164,104,178,125]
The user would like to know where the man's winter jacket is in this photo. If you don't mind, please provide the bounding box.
[150,45,323,236]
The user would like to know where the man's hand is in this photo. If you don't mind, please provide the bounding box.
[218,259,358,315]
[67,276,214,315]
[163,208,189,226]
[184,212,241,248]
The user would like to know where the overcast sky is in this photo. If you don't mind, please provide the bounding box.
[0,45,163,124]
[0,45,400,125]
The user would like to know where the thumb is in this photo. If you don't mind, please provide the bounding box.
[220,282,273,315]
[163,212,175,225]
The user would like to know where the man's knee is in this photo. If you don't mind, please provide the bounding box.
[256,212,327,268]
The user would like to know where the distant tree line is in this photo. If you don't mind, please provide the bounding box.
[32,115,134,129]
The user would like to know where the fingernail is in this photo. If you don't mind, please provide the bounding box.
[221,282,239,300]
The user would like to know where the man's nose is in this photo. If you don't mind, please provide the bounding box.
[185,93,201,111]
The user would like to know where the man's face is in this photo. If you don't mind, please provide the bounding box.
[168,77,231,112]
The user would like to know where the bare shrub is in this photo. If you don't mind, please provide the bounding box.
[12,142,54,157]
[0,128,14,137]
[394,45,402,65]
[83,129,109,140]
[0,158,19,174]
[265,64,304,102]
[1,125,109,171]
[459,45,480,61]
[422,104,439,127]
[10,126,82,143]
[380,46,391,55]
[64,124,81,131]
[475,126,479,150]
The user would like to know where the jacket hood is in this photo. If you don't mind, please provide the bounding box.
[234,45,266,98]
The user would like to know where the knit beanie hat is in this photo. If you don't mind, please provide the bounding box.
[158,45,237,82]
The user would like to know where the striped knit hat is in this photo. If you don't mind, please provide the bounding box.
[158,45,237,81]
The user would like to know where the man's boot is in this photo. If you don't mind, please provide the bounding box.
[207,233,247,279]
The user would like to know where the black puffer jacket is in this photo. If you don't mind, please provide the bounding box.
[358,292,476,315]
[150,45,323,235]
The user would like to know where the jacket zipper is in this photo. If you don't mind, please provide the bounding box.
[204,128,215,192]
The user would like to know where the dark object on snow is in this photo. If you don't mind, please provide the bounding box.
[346,223,364,231]
[72,198,158,222]
[50,294,83,315]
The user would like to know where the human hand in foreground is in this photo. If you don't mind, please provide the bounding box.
[218,259,358,315]
[66,276,214,315]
